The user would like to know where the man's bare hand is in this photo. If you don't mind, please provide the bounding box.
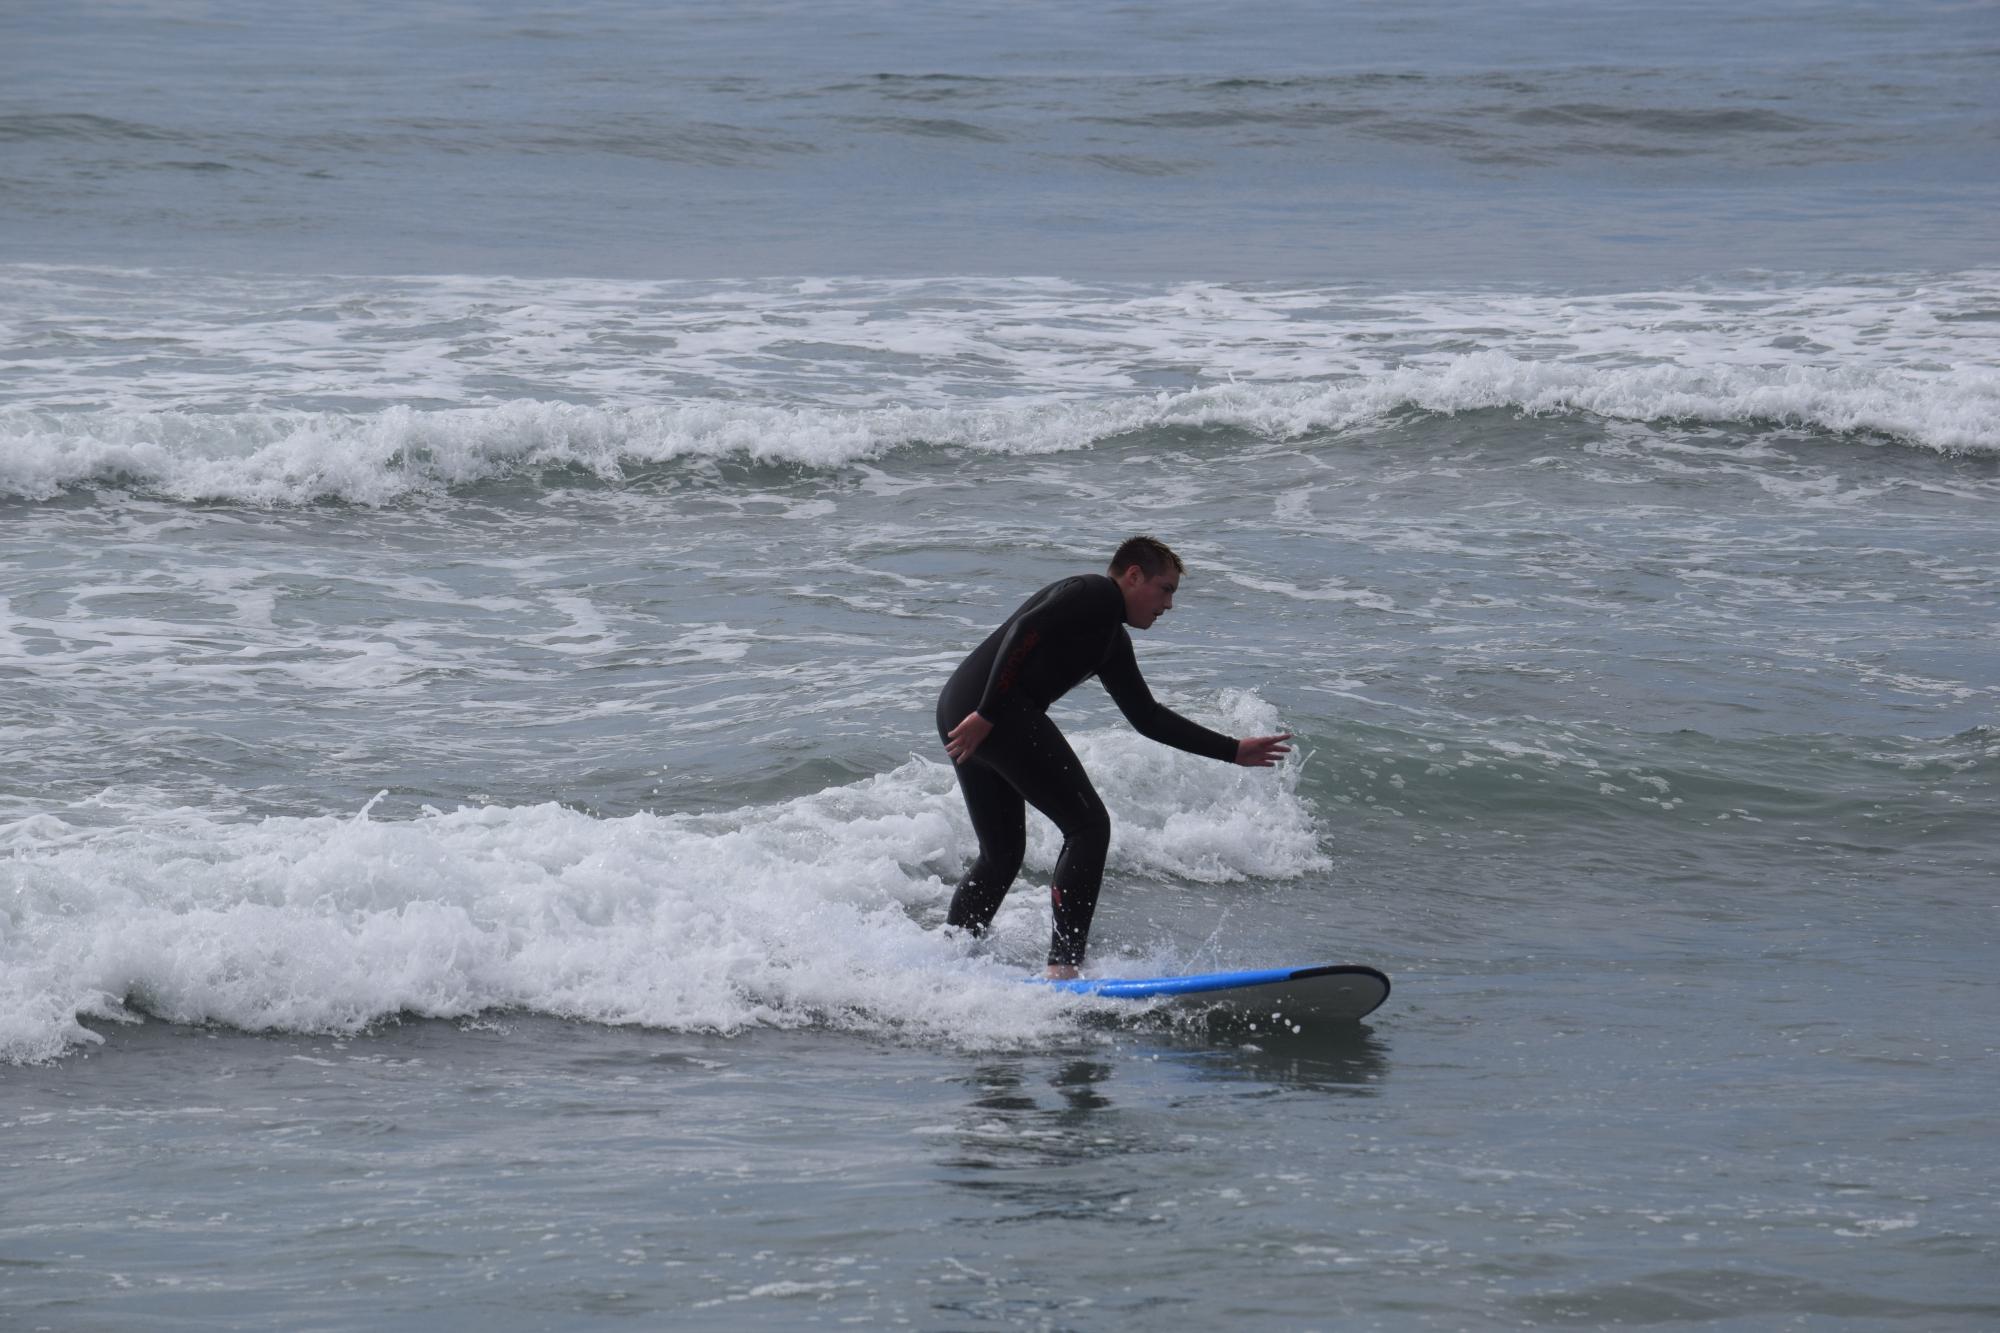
[945,711,994,764]
[1234,733,1293,767]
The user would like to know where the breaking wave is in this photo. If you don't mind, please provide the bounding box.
[2,353,1991,505]
[1,695,1325,1063]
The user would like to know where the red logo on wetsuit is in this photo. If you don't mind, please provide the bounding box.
[995,628,1040,694]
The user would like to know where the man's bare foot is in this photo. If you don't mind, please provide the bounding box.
[1045,964,1080,981]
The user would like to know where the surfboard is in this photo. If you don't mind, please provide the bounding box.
[1038,963,1390,1023]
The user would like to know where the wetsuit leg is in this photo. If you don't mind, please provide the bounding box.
[948,711,1111,968]
[943,757,1027,936]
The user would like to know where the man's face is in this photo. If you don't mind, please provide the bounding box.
[1118,567,1178,629]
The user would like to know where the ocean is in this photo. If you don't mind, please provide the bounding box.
[2,1,1996,1328]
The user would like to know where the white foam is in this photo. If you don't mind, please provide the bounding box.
[4,348,1988,505]
[0,693,1320,1063]
[1,267,1994,504]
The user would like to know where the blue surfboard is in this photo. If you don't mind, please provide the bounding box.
[1038,963,1390,1023]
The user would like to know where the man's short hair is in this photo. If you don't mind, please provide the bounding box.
[1109,535,1184,579]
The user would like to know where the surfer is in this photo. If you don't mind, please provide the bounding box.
[936,536,1293,979]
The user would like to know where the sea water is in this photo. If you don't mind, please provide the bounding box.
[3,2,1997,1329]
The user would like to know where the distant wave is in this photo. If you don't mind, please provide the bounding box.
[2,355,1990,504]
[0,111,189,145]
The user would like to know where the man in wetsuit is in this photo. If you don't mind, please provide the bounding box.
[936,536,1293,979]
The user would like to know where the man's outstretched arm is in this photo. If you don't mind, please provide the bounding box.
[1097,632,1286,764]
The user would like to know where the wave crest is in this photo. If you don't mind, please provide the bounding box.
[4,352,1990,505]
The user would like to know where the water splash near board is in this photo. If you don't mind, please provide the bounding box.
[1038,964,1391,1025]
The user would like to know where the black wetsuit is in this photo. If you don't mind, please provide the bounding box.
[935,574,1238,966]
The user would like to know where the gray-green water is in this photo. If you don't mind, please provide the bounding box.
[5,0,1999,1326]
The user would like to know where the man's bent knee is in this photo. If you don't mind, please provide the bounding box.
[1062,808,1111,858]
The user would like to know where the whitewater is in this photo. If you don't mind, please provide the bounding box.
[4,271,1996,508]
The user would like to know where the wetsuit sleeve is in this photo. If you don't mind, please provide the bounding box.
[1096,629,1239,762]
[972,577,1098,720]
